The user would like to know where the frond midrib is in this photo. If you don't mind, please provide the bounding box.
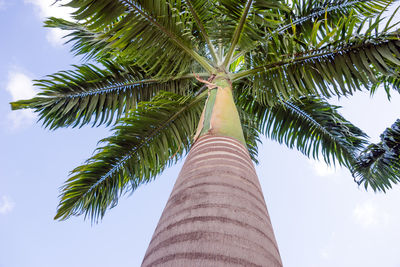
[120,0,214,73]
[80,91,208,198]
[50,79,161,99]
[35,72,209,101]
[223,0,254,68]
[232,35,396,80]
[237,0,393,60]
[275,0,375,34]
[282,100,356,160]
[184,0,219,63]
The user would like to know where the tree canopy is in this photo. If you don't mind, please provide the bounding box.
[11,0,400,222]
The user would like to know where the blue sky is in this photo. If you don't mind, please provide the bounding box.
[1,1,400,266]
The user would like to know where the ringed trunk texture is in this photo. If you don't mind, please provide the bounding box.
[142,135,282,267]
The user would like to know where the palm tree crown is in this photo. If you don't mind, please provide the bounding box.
[11,0,400,223]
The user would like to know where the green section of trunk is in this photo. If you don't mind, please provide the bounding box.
[199,88,218,136]
[197,74,246,145]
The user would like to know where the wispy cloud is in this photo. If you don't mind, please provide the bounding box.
[5,70,37,129]
[309,160,335,177]
[24,0,73,46]
[319,248,330,259]
[0,0,6,10]
[353,201,389,229]
[0,196,15,215]
[318,232,336,261]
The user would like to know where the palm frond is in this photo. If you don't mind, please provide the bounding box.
[54,91,206,222]
[237,92,368,167]
[222,0,255,66]
[196,0,284,64]
[237,104,262,164]
[371,71,400,99]
[184,0,219,62]
[61,0,213,74]
[234,13,400,105]
[353,119,400,192]
[277,0,394,34]
[234,0,394,63]
[44,17,115,61]
[217,0,286,62]
[10,61,201,129]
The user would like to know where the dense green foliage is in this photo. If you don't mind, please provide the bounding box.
[11,0,400,221]
[55,91,204,220]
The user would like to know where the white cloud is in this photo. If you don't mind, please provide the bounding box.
[7,110,36,130]
[6,72,36,101]
[353,201,389,229]
[24,0,71,19]
[318,232,337,260]
[309,160,335,177]
[319,248,330,259]
[46,28,68,46]
[24,0,73,46]
[0,196,15,215]
[0,0,6,10]
[5,71,37,129]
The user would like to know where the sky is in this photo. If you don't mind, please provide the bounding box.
[1,1,400,267]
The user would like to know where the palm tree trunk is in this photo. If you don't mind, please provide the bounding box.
[142,135,282,267]
[142,74,282,266]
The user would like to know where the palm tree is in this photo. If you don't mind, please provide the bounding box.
[11,0,400,265]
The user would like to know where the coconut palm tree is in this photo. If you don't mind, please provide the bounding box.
[11,0,400,265]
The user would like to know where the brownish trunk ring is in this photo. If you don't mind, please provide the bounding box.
[142,135,282,267]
